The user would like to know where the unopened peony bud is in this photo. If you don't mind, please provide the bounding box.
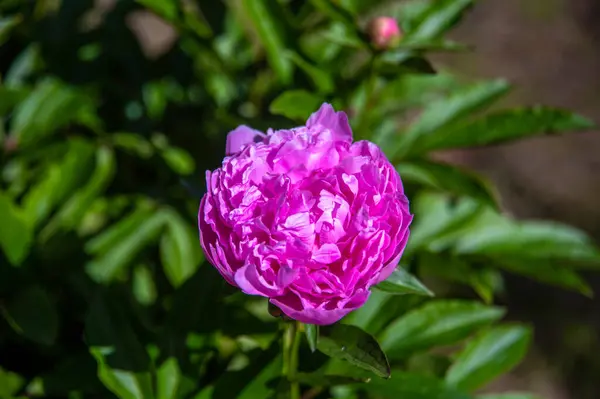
[368,17,402,49]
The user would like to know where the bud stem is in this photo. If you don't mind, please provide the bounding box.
[283,320,301,399]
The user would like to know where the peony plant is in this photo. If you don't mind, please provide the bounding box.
[0,1,598,399]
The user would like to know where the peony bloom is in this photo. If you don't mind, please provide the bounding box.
[198,104,412,325]
[368,16,402,49]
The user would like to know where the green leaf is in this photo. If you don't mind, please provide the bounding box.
[90,347,154,399]
[23,139,95,228]
[376,72,461,113]
[112,133,154,159]
[40,146,116,239]
[2,285,58,345]
[453,220,600,266]
[0,15,21,46]
[0,85,29,116]
[494,259,592,297]
[446,325,532,391]
[270,90,323,121]
[391,79,510,159]
[161,146,195,175]
[0,367,25,398]
[318,324,391,378]
[285,51,335,94]
[159,209,203,288]
[304,324,319,353]
[420,254,503,304]
[156,357,181,399]
[344,292,426,337]
[4,44,40,88]
[86,210,167,283]
[0,193,32,266]
[10,78,98,147]
[213,341,281,399]
[86,292,153,399]
[132,264,157,306]
[85,204,154,255]
[294,372,369,386]
[376,51,436,77]
[380,300,505,359]
[375,267,434,297]
[397,160,498,208]
[319,22,365,49]
[403,0,474,43]
[136,0,178,21]
[478,394,541,399]
[241,0,293,84]
[397,40,469,52]
[414,107,595,153]
[364,371,472,399]
[309,0,356,28]
[407,192,485,254]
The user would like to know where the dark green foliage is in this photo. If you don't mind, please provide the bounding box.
[0,0,597,398]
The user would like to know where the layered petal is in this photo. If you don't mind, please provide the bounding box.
[198,103,412,325]
[225,125,266,156]
[306,103,353,143]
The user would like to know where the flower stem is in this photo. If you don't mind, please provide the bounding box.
[283,320,301,399]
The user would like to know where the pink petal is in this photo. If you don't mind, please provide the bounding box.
[225,125,266,156]
[270,289,369,325]
[306,103,352,143]
[312,243,342,264]
[234,263,280,297]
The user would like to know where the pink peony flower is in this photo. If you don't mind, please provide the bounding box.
[198,104,412,325]
[368,16,402,49]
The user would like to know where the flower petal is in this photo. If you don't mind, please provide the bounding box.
[306,103,352,143]
[270,289,369,325]
[225,125,266,156]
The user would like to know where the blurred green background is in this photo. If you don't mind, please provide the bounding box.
[1,1,599,399]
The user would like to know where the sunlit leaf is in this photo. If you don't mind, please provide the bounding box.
[390,79,510,159]
[397,160,498,208]
[86,292,153,399]
[0,367,25,398]
[0,192,32,266]
[318,324,390,378]
[241,0,293,84]
[403,0,474,43]
[160,209,203,288]
[446,325,532,391]
[413,107,595,153]
[22,139,95,228]
[11,79,99,147]
[161,146,196,175]
[86,210,168,283]
[285,51,335,94]
[364,371,472,399]
[304,324,319,353]
[136,0,178,21]
[375,267,434,297]
[132,264,157,306]
[270,90,324,121]
[41,146,116,240]
[380,300,505,359]
[157,357,181,399]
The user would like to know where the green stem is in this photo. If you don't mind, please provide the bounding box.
[283,321,301,399]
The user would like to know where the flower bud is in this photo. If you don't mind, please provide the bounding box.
[368,17,402,49]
